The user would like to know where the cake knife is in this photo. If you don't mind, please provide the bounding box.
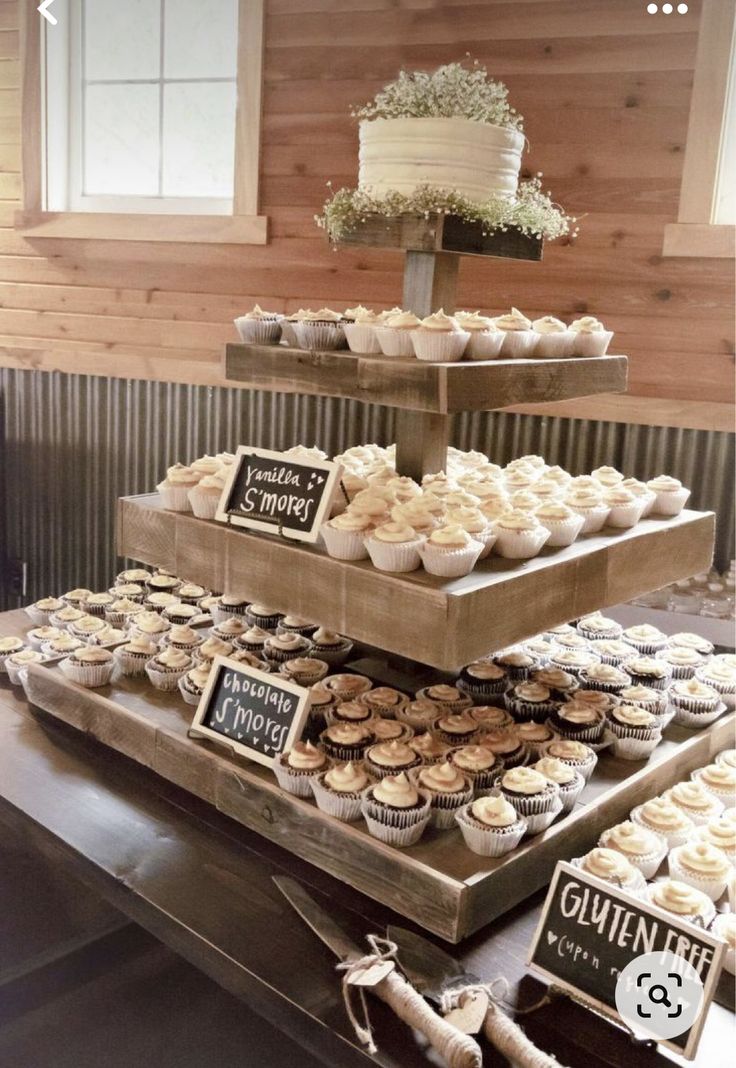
[273,876,482,1068]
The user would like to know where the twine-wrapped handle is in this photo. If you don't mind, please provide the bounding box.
[483,1002,564,1068]
[375,970,483,1068]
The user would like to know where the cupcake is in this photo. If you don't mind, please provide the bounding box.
[669,678,723,728]
[569,315,613,357]
[589,639,637,667]
[397,699,442,733]
[321,511,372,561]
[105,598,144,629]
[359,687,408,719]
[620,478,657,517]
[415,684,472,715]
[606,704,662,760]
[157,463,199,511]
[233,304,282,345]
[178,663,214,705]
[144,592,181,615]
[433,711,479,747]
[60,646,115,688]
[176,583,210,607]
[277,616,318,638]
[365,521,425,573]
[548,645,602,677]
[412,762,473,829]
[456,312,504,360]
[665,781,724,826]
[294,308,346,351]
[444,507,496,559]
[495,308,537,359]
[320,722,374,762]
[274,741,329,798]
[0,636,26,670]
[117,568,152,585]
[61,587,93,609]
[574,848,646,894]
[447,745,500,790]
[494,650,539,683]
[539,738,597,781]
[322,673,373,703]
[114,634,160,677]
[263,632,313,665]
[310,762,374,822]
[647,879,715,928]
[532,667,580,700]
[533,757,584,813]
[49,606,88,631]
[476,729,527,770]
[577,613,623,642]
[565,488,609,534]
[25,597,64,626]
[232,625,270,658]
[365,740,421,781]
[212,594,250,624]
[245,604,283,631]
[692,763,736,806]
[696,660,736,709]
[667,631,714,658]
[145,646,193,691]
[505,682,559,723]
[579,662,631,695]
[41,634,86,659]
[457,661,509,705]
[108,583,145,603]
[212,615,249,642]
[603,487,646,529]
[496,766,562,834]
[692,816,736,865]
[455,794,527,856]
[5,649,47,685]
[549,702,606,745]
[370,719,414,743]
[26,626,63,650]
[569,689,619,715]
[410,310,469,363]
[624,654,671,692]
[531,316,574,359]
[162,624,204,654]
[229,649,268,670]
[305,683,340,731]
[279,657,329,687]
[374,311,422,357]
[147,573,181,595]
[308,628,354,666]
[658,646,706,683]
[631,797,694,848]
[524,637,556,664]
[196,636,235,664]
[409,731,450,766]
[622,624,668,656]
[83,592,115,617]
[598,820,667,879]
[552,632,591,652]
[418,523,483,577]
[717,749,736,770]
[493,511,550,560]
[533,502,584,547]
[712,913,736,976]
[361,773,432,847]
[343,308,381,355]
[646,475,691,516]
[618,684,668,718]
[515,721,556,760]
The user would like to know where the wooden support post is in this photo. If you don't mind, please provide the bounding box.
[402,251,459,317]
[394,411,451,481]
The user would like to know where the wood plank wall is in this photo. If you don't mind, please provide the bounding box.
[0,0,733,428]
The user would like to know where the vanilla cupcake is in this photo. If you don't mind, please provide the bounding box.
[60,646,115,688]
[665,781,724,826]
[647,475,690,516]
[712,913,736,976]
[444,506,496,558]
[322,511,372,560]
[692,763,736,806]
[233,304,282,345]
[670,840,731,899]
[622,624,668,656]
[548,648,601,679]
[0,636,26,670]
[145,645,192,691]
[157,463,199,511]
[670,677,723,728]
[456,312,504,360]
[532,316,574,359]
[533,756,584,813]
[25,596,64,626]
[607,704,662,760]
[115,634,160,677]
[361,772,432,847]
[631,797,694,848]
[49,605,88,631]
[274,741,329,798]
[412,761,474,829]
[495,308,536,359]
[534,501,584,547]
[493,510,550,559]
[648,879,715,927]
[365,521,425,573]
[598,820,667,878]
[574,847,646,894]
[410,310,469,363]
[569,315,613,357]
[374,311,422,357]
[565,487,609,534]
[26,626,63,651]
[294,308,345,351]
[343,308,381,354]
[5,648,47,685]
[418,523,483,577]
[497,766,562,834]
[657,645,705,682]
[693,816,736,865]
[456,794,527,856]
[188,472,227,520]
[310,761,373,822]
[590,639,638,668]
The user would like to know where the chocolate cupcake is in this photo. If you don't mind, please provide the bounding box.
[162,624,204,654]
[470,704,514,731]
[408,732,450,766]
[365,740,421,780]
[523,637,555,664]
[456,661,509,705]
[211,594,250,625]
[475,729,527,769]
[83,592,115,617]
[50,606,88,631]
[455,795,527,857]
[667,631,714,657]
[361,773,432,848]
[320,722,374,762]
[211,615,249,642]
[538,738,597,781]
[415,684,472,715]
[411,762,473,829]
[322,673,373,703]
[579,662,631,696]
[516,721,556,760]
[116,568,152,585]
[549,702,606,745]
[26,626,62,650]
[396,699,441,732]
[606,703,662,760]
[492,649,538,683]
[696,660,736,709]
[146,573,181,596]
[114,634,159,677]
[144,591,181,614]
[274,741,329,798]
[308,628,354,666]
[496,766,562,835]
[329,699,374,727]
[178,663,213,705]
[370,718,414,743]
[656,645,706,681]
[162,602,201,627]
[530,666,579,701]
[447,745,500,792]
[195,636,235,664]
[176,583,210,606]
[263,632,313,665]
[433,711,479,746]
[245,604,283,631]
[61,587,94,609]
[145,645,193,691]
[60,646,115,688]
[108,583,145,603]
[234,625,272,656]
[505,681,559,723]
[533,756,584,813]
[310,762,374,822]
[588,639,637,667]
[669,677,723,728]
[622,624,668,655]
[359,687,409,719]
[576,613,623,642]
[67,614,106,641]
[279,656,328,687]
[548,648,601,678]
[274,615,317,638]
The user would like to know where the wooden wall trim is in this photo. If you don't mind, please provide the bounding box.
[662,223,735,259]
[19,0,41,213]
[14,211,268,245]
[235,0,266,216]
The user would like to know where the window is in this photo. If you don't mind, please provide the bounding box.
[19,0,266,242]
[663,0,735,257]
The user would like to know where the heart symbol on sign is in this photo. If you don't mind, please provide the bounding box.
[547,932,558,946]
[253,738,259,745]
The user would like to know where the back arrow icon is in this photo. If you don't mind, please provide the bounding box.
[38,0,57,25]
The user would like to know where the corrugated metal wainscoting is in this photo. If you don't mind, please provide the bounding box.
[0,369,733,609]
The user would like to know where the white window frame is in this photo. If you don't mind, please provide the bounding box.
[18,0,266,243]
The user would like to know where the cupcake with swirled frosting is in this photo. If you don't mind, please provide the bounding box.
[692,763,736,806]
[320,721,374,763]
[533,756,584,813]
[670,677,723,729]
[569,315,613,357]
[647,878,715,927]
[505,681,559,723]
[573,847,646,894]
[549,701,606,745]
[538,738,598,781]
[456,311,504,360]
[622,624,668,656]
[532,315,574,359]
[456,660,509,705]
[447,745,500,792]
[475,729,528,769]
[361,772,432,847]
[410,310,469,363]
[310,761,374,821]
[279,656,329,687]
[178,662,214,705]
[145,645,193,691]
[624,654,672,691]
[365,521,425,573]
[60,645,115,688]
[162,624,204,654]
[322,510,372,561]
[587,639,637,668]
[195,636,235,665]
[418,523,484,578]
[358,686,409,720]
[411,761,474,829]
[692,816,736,865]
[646,475,690,516]
[531,666,579,700]
[607,703,662,760]
[211,614,249,641]
[455,793,527,856]
[415,684,472,715]
[564,487,609,534]
[695,660,736,709]
[493,510,550,560]
[712,912,736,976]
[495,307,536,359]
[656,645,706,681]
[598,820,667,879]
[534,501,584,547]
[496,766,562,834]
[374,310,422,357]
[672,840,731,901]
[115,634,160,677]
[274,741,329,798]
[365,740,421,780]
[631,797,694,848]
[577,613,623,642]
[432,710,479,747]
[618,683,668,719]
[263,632,313,665]
[395,698,442,734]
[665,780,724,826]
[408,731,450,766]
[515,721,556,761]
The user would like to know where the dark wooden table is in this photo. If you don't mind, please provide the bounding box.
[0,612,731,1068]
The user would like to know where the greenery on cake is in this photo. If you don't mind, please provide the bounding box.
[317,178,577,244]
[354,60,523,131]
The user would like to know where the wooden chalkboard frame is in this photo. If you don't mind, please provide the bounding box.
[188,655,311,769]
[215,446,343,543]
[527,861,726,1060]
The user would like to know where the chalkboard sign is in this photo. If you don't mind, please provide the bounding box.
[528,862,725,1060]
[215,446,343,542]
[188,655,311,768]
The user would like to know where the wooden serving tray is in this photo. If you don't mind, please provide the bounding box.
[22,658,734,944]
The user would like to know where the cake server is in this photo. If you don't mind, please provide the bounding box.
[390,925,566,1068]
[273,876,481,1068]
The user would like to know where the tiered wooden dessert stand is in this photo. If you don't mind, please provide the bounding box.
[22,216,724,942]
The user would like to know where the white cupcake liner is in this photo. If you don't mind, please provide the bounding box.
[570,855,647,895]
[157,482,194,512]
[667,847,730,902]
[6,657,46,685]
[365,535,424,573]
[499,781,562,833]
[455,804,527,856]
[712,915,736,975]
[606,722,662,761]
[145,661,190,691]
[572,331,613,357]
[25,605,56,626]
[321,522,370,561]
[234,316,282,345]
[362,790,432,847]
[273,759,326,799]
[650,487,691,516]
[556,771,585,813]
[493,525,550,560]
[310,774,374,821]
[408,771,474,830]
[539,740,597,781]
[672,702,726,730]
[418,539,483,577]
[280,320,298,347]
[294,321,346,351]
[533,332,575,359]
[0,645,26,672]
[606,498,647,529]
[188,489,221,520]
[598,829,668,879]
[178,677,206,706]
[373,326,416,358]
[695,671,736,709]
[59,656,114,688]
[343,322,381,354]
[690,766,736,806]
[410,329,469,363]
[630,804,693,849]
[499,330,537,359]
[465,331,505,360]
[475,528,497,559]
[537,514,584,547]
[569,504,610,534]
[114,647,154,677]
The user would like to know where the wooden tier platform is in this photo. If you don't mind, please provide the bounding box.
[118,495,715,671]
[336,215,544,261]
[224,345,628,414]
[21,655,734,944]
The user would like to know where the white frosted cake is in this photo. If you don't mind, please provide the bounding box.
[359,116,524,202]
